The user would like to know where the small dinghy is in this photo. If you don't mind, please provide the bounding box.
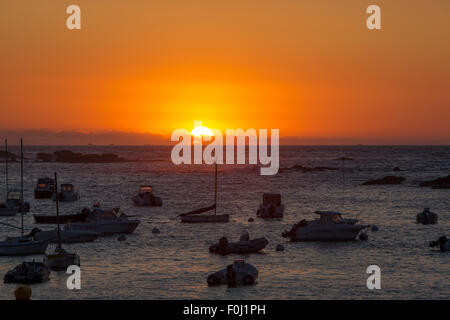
[132,186,162,207]
[207,260,258,287]
[4,261,50,284]
[52,184,79,202]
[430,236,449,252]
[417,208,438,224]
[209,230,268,255]
[257,193,284,218]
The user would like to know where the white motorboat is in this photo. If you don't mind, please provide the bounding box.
[66,204,140,235]
[0,139,49,256]
[282,211,367,242]
[257,193,284,218]
[52,184,80,202]
[132,186,162,206]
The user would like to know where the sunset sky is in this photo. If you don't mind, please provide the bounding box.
[0,0,449,144]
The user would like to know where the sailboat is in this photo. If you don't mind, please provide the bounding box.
[179,163,230,223]
[44,173,80,270]
[0,139,48,256]
[0,139,17,217]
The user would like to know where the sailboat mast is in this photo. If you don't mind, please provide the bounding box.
[214,162,217,215]
[54,172,62,249]
[4,139,8,198]
[20,139,24,237]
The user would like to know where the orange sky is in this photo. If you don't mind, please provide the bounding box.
[0,0,449,144]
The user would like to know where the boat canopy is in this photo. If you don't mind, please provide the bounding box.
[314,210,345,216]
[139,186,153,193]
[262,193,281,206]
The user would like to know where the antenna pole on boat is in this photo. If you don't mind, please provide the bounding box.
[54,172,62,250]
[214,162,217,215]
[20,138,24,237]
[4,139,8,198]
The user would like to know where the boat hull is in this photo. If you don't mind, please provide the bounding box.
[0,239,49,256]
[68,220,140,235]
[210,238,268,255]
[181,214,229,223]
[33,213,88,224]
[290,225,364,242]
[34,230,99,243]
[0,208,17,216]
[45,253,80,270]
[34,190,54,199]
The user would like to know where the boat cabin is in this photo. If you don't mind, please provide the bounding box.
[139,186,153,194]
[315,211,346,224]
[37,177,55,188]
[60,184,75,192]
[262,193,281,206]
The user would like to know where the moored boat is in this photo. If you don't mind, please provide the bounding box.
[52,183,80,202]
[179,164,229,223]
[417,208,438,224]
[0,139,49,256]
[66,204,140,235]
[429,236,449,252]
[282,211,367,242]
[4,261,50,284]
[257,193,284,218]
[132,186,162,206]
[207,260,258,286]
[44,173,81,271]
[209,231,268,255]
[28,227,99,243]
[34,177,56,199]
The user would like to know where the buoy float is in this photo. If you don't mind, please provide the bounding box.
[359,232,369,241]
[276,244,284,251]
[152,227,160,234]
[14,285,32,300]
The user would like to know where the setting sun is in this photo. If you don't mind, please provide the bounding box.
[190,125,213,137]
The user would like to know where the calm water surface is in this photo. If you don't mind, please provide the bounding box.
[0,146,448,299]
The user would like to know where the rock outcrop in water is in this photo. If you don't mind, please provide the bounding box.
[362,176,406,185]
[35,150,130,163]
[279,165,338,173]
[419,175,450,189]
[0,151,17,161]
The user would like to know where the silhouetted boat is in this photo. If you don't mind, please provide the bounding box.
[4,261,50,284]
[66,204,140,235]
[257,193,284,218]
[180,164,229,223]
[0,139,49,256]
[209,231,268,255]
[34,177,56,199]
[207,260,258,286]
[52,183,79,202]
[132,186,162,206]
[282,211,366,242]
[44,173,81,271]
